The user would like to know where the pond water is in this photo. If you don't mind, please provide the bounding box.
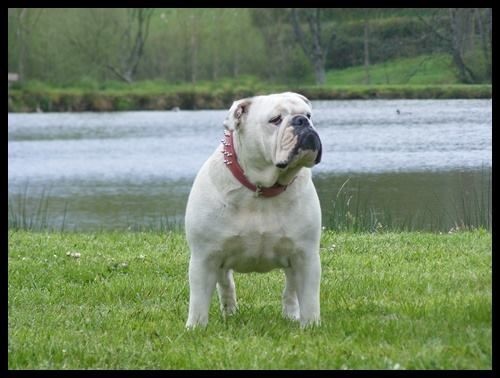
[8,99,491,231]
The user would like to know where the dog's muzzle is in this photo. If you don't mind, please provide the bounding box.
[276,115,322,169]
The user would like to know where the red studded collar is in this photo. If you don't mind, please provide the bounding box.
[221,131,289,198]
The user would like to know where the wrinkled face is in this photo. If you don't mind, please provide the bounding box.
[224,92,322,170]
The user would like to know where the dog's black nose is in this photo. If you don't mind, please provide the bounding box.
[290,115,309,128]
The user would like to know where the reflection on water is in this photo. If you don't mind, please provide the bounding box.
[8,170,491,232]
[315,169,491,232]
[8,99,491,231]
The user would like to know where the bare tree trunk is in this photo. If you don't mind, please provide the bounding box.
[107,8,154,83]
[449,8,476,83]
[475,8,491,80]
[486,8,492,81]
[290,8,329,85]
[106,64,133,83]
[232,51,239,78]
[212,52,219,81]
[313,60,325,85]
[418,9,479,83]
[189,13,198,84]
[486,8,492,50]
[13,8,43,83]
[250,9,287,82]
[308,9,326,85]
[468,9,476,52]
[211,12,220,81]
[16,8,27,82]
[363,18,371,85]
[190,29,197,83]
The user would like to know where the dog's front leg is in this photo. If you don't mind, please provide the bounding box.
[292,253,321,327]
[186,257,217,328]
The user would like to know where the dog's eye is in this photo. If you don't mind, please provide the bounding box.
[269,115,282,125]
[306,113,312,119]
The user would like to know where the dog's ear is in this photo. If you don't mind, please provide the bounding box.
[223,99,251,131]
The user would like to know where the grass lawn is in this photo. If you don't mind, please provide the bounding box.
[326,54,459,86]
[8,229,491,369]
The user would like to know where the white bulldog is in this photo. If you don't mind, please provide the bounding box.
[185,92,322,328]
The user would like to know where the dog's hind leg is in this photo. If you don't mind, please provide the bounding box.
[293,253,321,327]
[216,268,238,316]
[282,267,300,321]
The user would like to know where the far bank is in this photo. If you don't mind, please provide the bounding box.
[8,84,492,113]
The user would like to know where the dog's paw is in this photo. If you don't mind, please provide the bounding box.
[185,322,208,330]
[185,314,208,329]
[300,317,321,329]
[220,303,238,316]
[282,309,300,322]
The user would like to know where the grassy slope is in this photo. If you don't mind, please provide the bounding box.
[12,54,487,94]
[8,230,491,369]
[326,53,458,85]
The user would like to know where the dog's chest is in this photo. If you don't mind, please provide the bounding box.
[219,230,296,273]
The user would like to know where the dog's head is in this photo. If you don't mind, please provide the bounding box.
[223,92,322,181]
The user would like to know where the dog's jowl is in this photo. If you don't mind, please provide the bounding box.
[185,92,322,328]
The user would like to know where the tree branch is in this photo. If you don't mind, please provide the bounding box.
[417,11,451,43]
[106,64,132,83]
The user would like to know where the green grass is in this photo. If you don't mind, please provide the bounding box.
[8,229,491,369]
[326,54,459,85]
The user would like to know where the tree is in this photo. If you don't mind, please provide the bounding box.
[9,8,43,82]
[418,8,491,83]
[66,8,154,83]
[474,8,492,80]
[363,15,371,85]
[448,8,477,83]
[65,9,115,81]
[289,8,336,85]
[108,8,155,83]
[250,9,297,83]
